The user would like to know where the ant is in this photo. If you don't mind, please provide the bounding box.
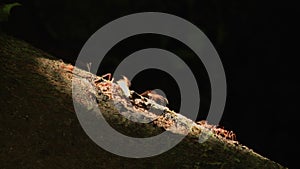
[94,73,112,84]
[140,90,169,105]
[116,76,168,105]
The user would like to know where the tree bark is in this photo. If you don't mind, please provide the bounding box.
[0,33,286,169]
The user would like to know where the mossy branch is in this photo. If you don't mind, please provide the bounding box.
[0,33,286,169]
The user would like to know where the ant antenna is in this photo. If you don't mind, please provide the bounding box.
[87,62,92,72]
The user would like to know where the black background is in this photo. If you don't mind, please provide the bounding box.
[2,0,298,168]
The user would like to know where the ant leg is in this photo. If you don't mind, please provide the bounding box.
[101,73,112,81]
[93,76,102,83]
[140,90,152,97]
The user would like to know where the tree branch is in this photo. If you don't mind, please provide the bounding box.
[0,33,286,169]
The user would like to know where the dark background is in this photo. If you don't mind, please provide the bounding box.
[1,0,298,168]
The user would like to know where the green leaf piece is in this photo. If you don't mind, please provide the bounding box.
[0,2,22,22]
